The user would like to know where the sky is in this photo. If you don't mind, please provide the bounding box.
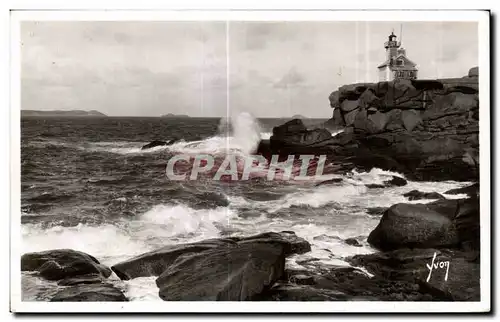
[21,21,478,118]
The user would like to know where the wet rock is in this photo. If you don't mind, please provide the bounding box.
[403,190,446,201]
[112,239,235,280]
[289,274,316,285]
[454,197,481,254]
[22,273,60,301]
[21,249,112,281]
[155,242,286,300]
[191,191,229,209]
[259,265,439,301]
[50,283,128,302]
[444,183,479,197]
[418,256,480,301]
[383,176,407,187]
[111,231,311,280]
[367,200,460,251]
[365,176,407,189]
[57,274,104,286]
[141,140,167,150]
[258,283,350,301]
[256,139,272,159]
[38,261,65,280]
[270,119,333,148]
[365,184,386,189]
[229,231,311,256]
[349,248,479,301]
[368,198,479,252]
[344,238,362,247]
[366,207,387,215]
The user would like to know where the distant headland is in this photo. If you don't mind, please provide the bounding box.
[161,113,190,118]
[21,110,107,117]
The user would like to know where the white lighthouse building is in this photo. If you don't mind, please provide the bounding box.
[377,32,418,82]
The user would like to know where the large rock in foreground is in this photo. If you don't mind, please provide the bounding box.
[368,198,479,252]
[111,231,311,280]
[156,242,286,300]
[21,249,112,281]
[111,231,310,301]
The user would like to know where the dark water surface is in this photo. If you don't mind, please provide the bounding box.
[20,116,469,301]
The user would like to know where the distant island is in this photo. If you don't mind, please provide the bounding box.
[21,110,107,117]
[161,113,190,118]
[291,114,308,119]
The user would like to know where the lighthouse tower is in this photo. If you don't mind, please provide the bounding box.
[377,31,418,81]
[385,32,400,61]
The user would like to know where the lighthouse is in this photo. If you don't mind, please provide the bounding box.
[377,31,418,81]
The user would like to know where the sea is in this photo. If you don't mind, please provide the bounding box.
[20,113,471,301]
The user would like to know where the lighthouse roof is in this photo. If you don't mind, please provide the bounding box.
[378,54,418,69]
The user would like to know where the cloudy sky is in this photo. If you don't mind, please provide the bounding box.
[21,21,478,118]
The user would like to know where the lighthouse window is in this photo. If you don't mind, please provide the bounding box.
[396,59,404,66]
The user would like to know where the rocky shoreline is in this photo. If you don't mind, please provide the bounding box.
[258,67,479,182]
[21,69,480,302]
[21,181,479,302]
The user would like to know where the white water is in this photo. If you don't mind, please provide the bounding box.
[21,113,472,301]
[21,166,472,301]
[81,112,266,157]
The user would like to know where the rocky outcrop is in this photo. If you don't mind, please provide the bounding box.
[348,193,481,302]
[141,140,168,150]
[325,68,479,181]
[268,119,336,155]
[112,231,310,278]
[368,200,460,251]
[444,183,479,198]
[21,249,128,302]
[21,249,112,281]
[57,274,105,286]
[367,198,479,252]
[365,175,408,189]
[258,265,443,301]
[349,248,480,301]
[50,283,128,302]
[110,231,311,301]
[344,238,362,247]
[263,67,479,182]
[403,190,446,201]
[156,242,286,300]
[141,138,178,150]
[112,239,235,280]
[384,176,407,186]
